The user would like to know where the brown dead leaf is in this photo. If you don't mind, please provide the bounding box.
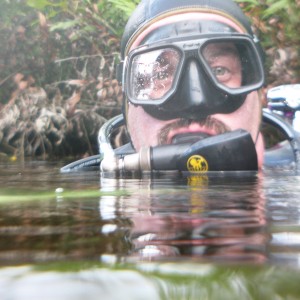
[66,90,82,116]
[38,12,47,29]
[93,4,99,13]
[96,81,103,89]
[14,73,24,84]
[67,79,87,87]
[18,81,28,91]
[16,26,26,40]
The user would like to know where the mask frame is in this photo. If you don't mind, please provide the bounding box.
[123,33,264,108]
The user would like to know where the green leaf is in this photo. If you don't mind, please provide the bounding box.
[235,0,260,4]
[107,0,138,17]
[26,0,52,10]
[26,0,67,10]
[50,20,79,31]
[264,0,288,17]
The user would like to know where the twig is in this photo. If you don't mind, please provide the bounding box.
[54,53,119,64]
[0,69,22,87]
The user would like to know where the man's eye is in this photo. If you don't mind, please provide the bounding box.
[212,66,228,77]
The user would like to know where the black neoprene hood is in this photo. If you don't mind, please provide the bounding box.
[121,0,255,58]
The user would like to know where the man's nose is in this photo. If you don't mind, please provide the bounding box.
[175,59,216,119]
[181,59,208,106]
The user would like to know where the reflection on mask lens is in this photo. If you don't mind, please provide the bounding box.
[129,48,181,100]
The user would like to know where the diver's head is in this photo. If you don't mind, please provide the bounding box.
[120,0,265,168]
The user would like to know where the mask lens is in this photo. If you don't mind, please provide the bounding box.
[129,48,181,101]
[201,40,262,90]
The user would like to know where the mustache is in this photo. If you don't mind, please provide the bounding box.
[158,117,231,144]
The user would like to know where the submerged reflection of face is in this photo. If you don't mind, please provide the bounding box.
[202,42,242,88]
[124,174,267,263]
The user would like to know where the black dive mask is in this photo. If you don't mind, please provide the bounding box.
[123,34,264,120]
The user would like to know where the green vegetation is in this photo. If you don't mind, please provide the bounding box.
[0,0,299,160]
[0,0,138,103]
[0,187,130,203]
[22,263,300,299]
[237,0,300,47]
[0,0,138,160]
[236,0,300,85]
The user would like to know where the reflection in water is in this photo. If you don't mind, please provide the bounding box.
[0,162,131,265]
[263,170,300,266]
[100,172,268,264]
[0,162,300,269]
[2,163,300,298]
[0,198,131,265]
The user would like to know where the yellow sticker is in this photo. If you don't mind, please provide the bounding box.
[187,155,209,173]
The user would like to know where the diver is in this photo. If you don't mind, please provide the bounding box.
[61,0,300,174]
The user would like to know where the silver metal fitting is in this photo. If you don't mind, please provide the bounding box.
[101,147,151,172]
[122,147,151,171]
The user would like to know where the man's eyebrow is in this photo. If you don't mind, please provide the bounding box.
[204,45,239,61]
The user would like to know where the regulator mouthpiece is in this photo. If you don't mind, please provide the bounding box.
[152,129,258,172]
[101,129,258,173]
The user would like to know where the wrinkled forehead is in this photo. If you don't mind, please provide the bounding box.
[128,13,245,53]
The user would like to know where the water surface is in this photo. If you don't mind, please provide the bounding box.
[1,162,300,299]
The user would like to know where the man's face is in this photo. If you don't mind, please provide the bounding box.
[125,13,264,167]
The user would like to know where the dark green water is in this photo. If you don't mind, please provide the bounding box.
[1,161,300,299]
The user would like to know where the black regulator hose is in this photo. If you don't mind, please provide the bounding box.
[60,115,124,173]
[100,129,258,172]
[60,154,102,173]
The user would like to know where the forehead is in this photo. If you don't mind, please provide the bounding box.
[128,12,245,53]
[203,42,239,56]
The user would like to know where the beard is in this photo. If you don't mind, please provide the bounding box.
[157,116,231,145]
